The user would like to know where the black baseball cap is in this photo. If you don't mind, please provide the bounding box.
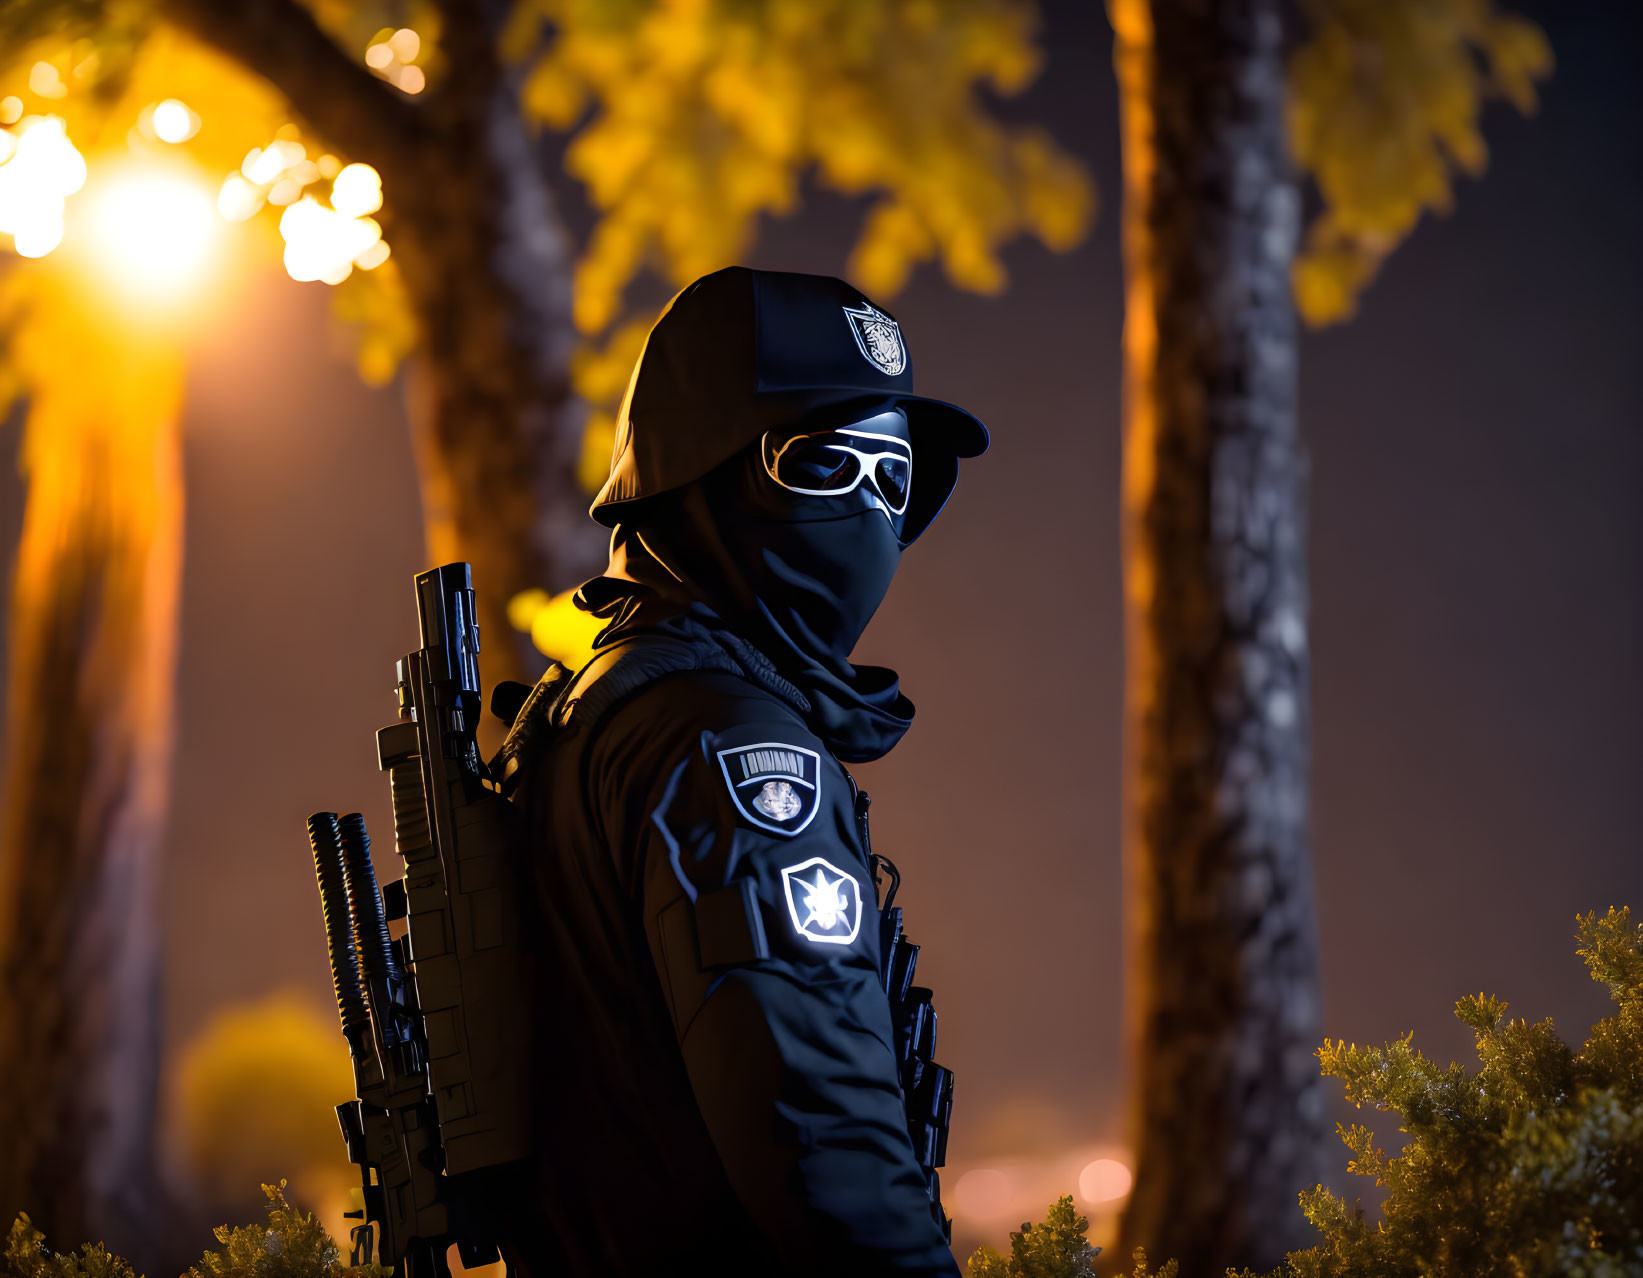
[590,266,989,527]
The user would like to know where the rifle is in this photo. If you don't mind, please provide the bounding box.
[308,563,531,1277]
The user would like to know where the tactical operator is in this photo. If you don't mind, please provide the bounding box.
[500,267,986,1277]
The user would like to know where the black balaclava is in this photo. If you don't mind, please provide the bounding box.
[580,400,952,763]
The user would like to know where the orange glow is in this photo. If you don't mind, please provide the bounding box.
[953,1168,1015,1220]
[1077,1157,1133,1204]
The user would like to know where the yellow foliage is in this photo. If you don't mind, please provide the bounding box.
[516,0,1095,335]
[577,410,619,496]
[569,317,650,410]
[1290,238,1380,330]
[169,989,354,1211]
[508,586,605,668]
[568,317,648,488]
[1,0,1092,548]
[331,258,416,387]
[1289,0,1552,325]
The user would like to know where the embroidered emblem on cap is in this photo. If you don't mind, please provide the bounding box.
[842,302,907,376]
[716,741,822,835]
[780,856,863,945]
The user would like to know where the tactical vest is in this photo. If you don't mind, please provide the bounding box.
[491,630,956,1243]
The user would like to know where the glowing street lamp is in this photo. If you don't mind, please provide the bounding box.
[5,103,391,308]
[74,159,220,307]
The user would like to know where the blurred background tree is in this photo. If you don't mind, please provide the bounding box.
[1108,0,1550,1271]
[167,992,358,1235]
[0,0,1091,1262]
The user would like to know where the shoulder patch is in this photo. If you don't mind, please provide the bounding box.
[716,740,822,836]
[780,856,863,946]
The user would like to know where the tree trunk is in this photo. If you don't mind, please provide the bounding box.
[0,304,186,1259]
[1110,0,1323,1271]
[384,73,598,693]
[161,0,599,693]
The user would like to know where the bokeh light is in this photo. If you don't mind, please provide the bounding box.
[330,163,382,218]
[953,1168,1015,1220]
[0,116,88,258]
[365,28,426,95]
[216,173,262,221]
[244,138,305,186]
[1077,1157,1133,1204]
[387,28,421,62]
[151,98,201,144]
[218,135,388,286]
[279,195,382,284]
[28,61,66,100]
[77,160,219,303]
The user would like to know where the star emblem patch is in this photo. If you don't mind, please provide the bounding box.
[716,741,822,835]
[780,856,863,946]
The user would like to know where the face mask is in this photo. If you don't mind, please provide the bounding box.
[625,404,910,665]
[593,400,950,760]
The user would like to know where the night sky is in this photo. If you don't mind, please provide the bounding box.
[1,0,1639,1251]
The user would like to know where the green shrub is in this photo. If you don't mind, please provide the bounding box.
[4,1185,384,1278]
[4,1216,140,1278]
[1253,906,1643,1277]
[985,908,1642,1278]
[964,1194,1177,1278]
[187,1185,385,1278]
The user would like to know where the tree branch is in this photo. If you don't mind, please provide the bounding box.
[423,0,508,121]
[158,0,426,178]
[429,0,515,50]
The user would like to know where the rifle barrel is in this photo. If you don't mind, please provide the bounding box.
[339,812,401,985]
[308,811,370,1059]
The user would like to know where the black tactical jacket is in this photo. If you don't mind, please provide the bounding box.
[498,624,959,1278]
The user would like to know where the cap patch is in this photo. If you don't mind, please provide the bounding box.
[843,302,907,376]
[716,741,822,836]
[780,856,863,945]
